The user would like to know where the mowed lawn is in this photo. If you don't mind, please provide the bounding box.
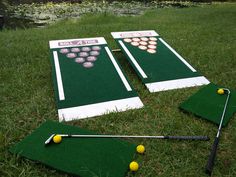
[0,3,236,177]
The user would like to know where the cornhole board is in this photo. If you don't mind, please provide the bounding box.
[180,83,236,127]
[111,30,210,92]
[49,37,143,121]
[9,120,137,177]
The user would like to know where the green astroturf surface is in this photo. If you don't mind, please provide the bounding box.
[115,37,202,84]
[49,44,137,109]
[9,120,137,177]
[180,83,236,127]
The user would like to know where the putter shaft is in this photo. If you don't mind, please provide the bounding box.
[205,88,231,175]
[216,88,230,137]
[45,134,209,145]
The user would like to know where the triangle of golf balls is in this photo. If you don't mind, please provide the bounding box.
[59,46,101,68]
[123,37,157,54]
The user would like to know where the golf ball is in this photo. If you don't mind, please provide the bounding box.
[60,48,69,54]
[53,135,62,144]
[147,49,156,54]
[90,51,100,56]
[136,145,145,154]
[139,41,148,46]
[92,46,101,51]
[79,52,89,57]
[87,56,97,62]
[75,57,85,63]
[83,62,94,68]
[149,37,157,41]
[124,38,132,43]
[149,41,157,45]
[81,47,91,52]
[129,161,139,172]
[131,42,139,46]
[217,88,225,95]
[132,38,140,42]
[66,53,77,58]
[140,37,149,41]
[138,45,147,50]
[148,45,156,49]
[71,48,80,52]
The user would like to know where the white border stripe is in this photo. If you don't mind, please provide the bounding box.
[145,76,210,92]
[53,51,65,100]
[159,38,196,72]
[118,40,148,79]
[105,47,132,91]
[58,97,144,122]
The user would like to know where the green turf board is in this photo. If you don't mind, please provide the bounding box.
[179,83,236,127]
[111,30,209,92]
[9,120,137,177]
[49,37,143,121]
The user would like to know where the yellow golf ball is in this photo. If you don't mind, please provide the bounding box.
[53,135,62,144]
[136,145,145,154]
[129,161,139,172]
[217,88,224,95]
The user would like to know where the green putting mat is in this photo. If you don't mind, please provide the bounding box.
[9,121,137,177]
[111,30,209,92]
[180,83,236,127]
[49,37,143,121]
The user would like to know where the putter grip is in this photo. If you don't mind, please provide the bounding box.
[167,136,210,141]
[205,137,219,175]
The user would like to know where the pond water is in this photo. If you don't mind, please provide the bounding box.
[0,1,198,30]
[1,0,83,29]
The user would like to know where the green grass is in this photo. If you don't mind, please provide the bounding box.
[1,2,236,177]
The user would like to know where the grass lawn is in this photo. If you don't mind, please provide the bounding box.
[1,2,236,177]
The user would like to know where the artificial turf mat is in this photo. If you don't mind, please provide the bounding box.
[180,83,236,127]
[9,121,137,177]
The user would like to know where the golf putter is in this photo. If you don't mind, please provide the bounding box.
[45,134,209,146]
[205,88,231,175]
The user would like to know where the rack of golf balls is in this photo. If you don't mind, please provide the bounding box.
[123,37,157,54]
[59,46,101,68]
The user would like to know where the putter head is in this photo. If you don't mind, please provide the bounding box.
[223,88,230,94]
[44,134,55,146]
[217,88,230,95]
